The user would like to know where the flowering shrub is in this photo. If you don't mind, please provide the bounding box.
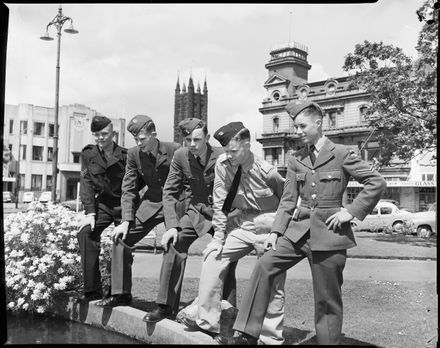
[4,202,113,313]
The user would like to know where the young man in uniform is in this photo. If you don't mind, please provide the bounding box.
[144,118,237,323]
[76,115,127,302]
[180,122,287,344]
[95,114,182,307]
[226,100,386,345]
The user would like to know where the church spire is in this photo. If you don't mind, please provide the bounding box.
[175,74,180,93]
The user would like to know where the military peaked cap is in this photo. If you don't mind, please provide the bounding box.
[178,118,204,136]
[285,100,323,120]
[214,121,245,147]
[91,115,112,132]
[127,114,153,136]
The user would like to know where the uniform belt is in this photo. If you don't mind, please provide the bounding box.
[300,199,342,209]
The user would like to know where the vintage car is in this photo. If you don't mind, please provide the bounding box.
[410,202,436,237]
[22,191,35,203]
[38,191,52,203]
[350,201,413,232]
[3,191,15,203]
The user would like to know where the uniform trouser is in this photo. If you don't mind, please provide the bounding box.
[77,203,122,294]
[110,209,165,295]
[156,214,237,314]
[196,228,286,345]
[233,232,347,345]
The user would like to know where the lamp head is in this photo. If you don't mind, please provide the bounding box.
[40,31,54,41]
[64,23,79,34]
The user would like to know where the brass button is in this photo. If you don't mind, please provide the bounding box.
[311,182,316,187]
[311,194,317,200]
[310,207,314,212]
[311,170,316,174]
[328,174,332,179]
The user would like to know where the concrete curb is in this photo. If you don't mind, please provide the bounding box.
[51,297,217,345]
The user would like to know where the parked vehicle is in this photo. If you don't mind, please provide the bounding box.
[410,202,436,237]
[22,192,35,203]
[3,191,15,203]
[60,199,84,212]
[350,201,413,232]
[38,191,52,203]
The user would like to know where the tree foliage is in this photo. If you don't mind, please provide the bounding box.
[342,0,437,166]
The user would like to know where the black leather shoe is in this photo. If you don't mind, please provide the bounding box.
[226,332,258,345]
[95,294,132,308]
[74,292,103,303]
[180,317,219,339]
[143,305,173,323]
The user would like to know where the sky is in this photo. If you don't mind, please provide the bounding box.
[4,1,425,151]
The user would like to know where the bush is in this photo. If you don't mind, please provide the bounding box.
[4,202,113,313]
[380,219,415,235]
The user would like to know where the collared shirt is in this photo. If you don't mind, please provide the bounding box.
[212,151,285,242]
[310,135,327,158]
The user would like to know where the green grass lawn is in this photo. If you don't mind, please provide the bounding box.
[130,277,437,347]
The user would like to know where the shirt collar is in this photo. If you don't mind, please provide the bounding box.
[312,135,327,153]
[241,152,254,173]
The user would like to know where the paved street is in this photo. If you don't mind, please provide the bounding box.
[132,252,437,282]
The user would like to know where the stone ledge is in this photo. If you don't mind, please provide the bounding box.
[50,296,217,345]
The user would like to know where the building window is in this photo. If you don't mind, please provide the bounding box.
[359,106,368,123]
[367,148,380,161]
[72,152,81,163]
[49,124,55,137]
[32,146,44,161]
[20,120,28,134]
[47,147,53,162]
[273,117,279,133]
[19,174,25,190]
[46,175,52,191]
[272,90,280,101]
[8,144,12,151]
[346,187,363,204]
[326,83,336,96]
[20,144,27,160]
[421,173,435,181]
[419,187,435,211]
[328,111,337,128]
[382,187,400,205]
[299,88,308,100]
[34,122,45,136]
[31,174,43,191]
[9,120,13,134]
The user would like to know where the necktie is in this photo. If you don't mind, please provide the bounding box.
[222,165,242,215]
[196,156,204,168]
[309,145,316,165]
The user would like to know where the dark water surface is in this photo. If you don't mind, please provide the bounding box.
[6,311,145,344]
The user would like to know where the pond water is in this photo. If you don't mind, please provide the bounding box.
[6,311,145,344]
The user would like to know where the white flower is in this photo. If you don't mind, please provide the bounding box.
[7,302,15,309]
[36,306,45,313]
[20,233,30,243]
[22,303,29,310]
[57,268,64,274]
[17,298,25,306]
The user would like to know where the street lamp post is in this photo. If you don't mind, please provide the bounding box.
[40,5,78,202]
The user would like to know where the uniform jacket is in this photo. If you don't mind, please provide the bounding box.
[80,143,127,215]
[163,143,222,237]
[212,152,285,242]
[271,137,386,251]
[121,140,181,223]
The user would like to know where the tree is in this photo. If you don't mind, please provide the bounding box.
[342,0,437,166]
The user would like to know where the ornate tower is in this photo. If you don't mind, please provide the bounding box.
[173,75,208,143]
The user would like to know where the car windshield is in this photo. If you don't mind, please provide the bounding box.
[428,203,437,212]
